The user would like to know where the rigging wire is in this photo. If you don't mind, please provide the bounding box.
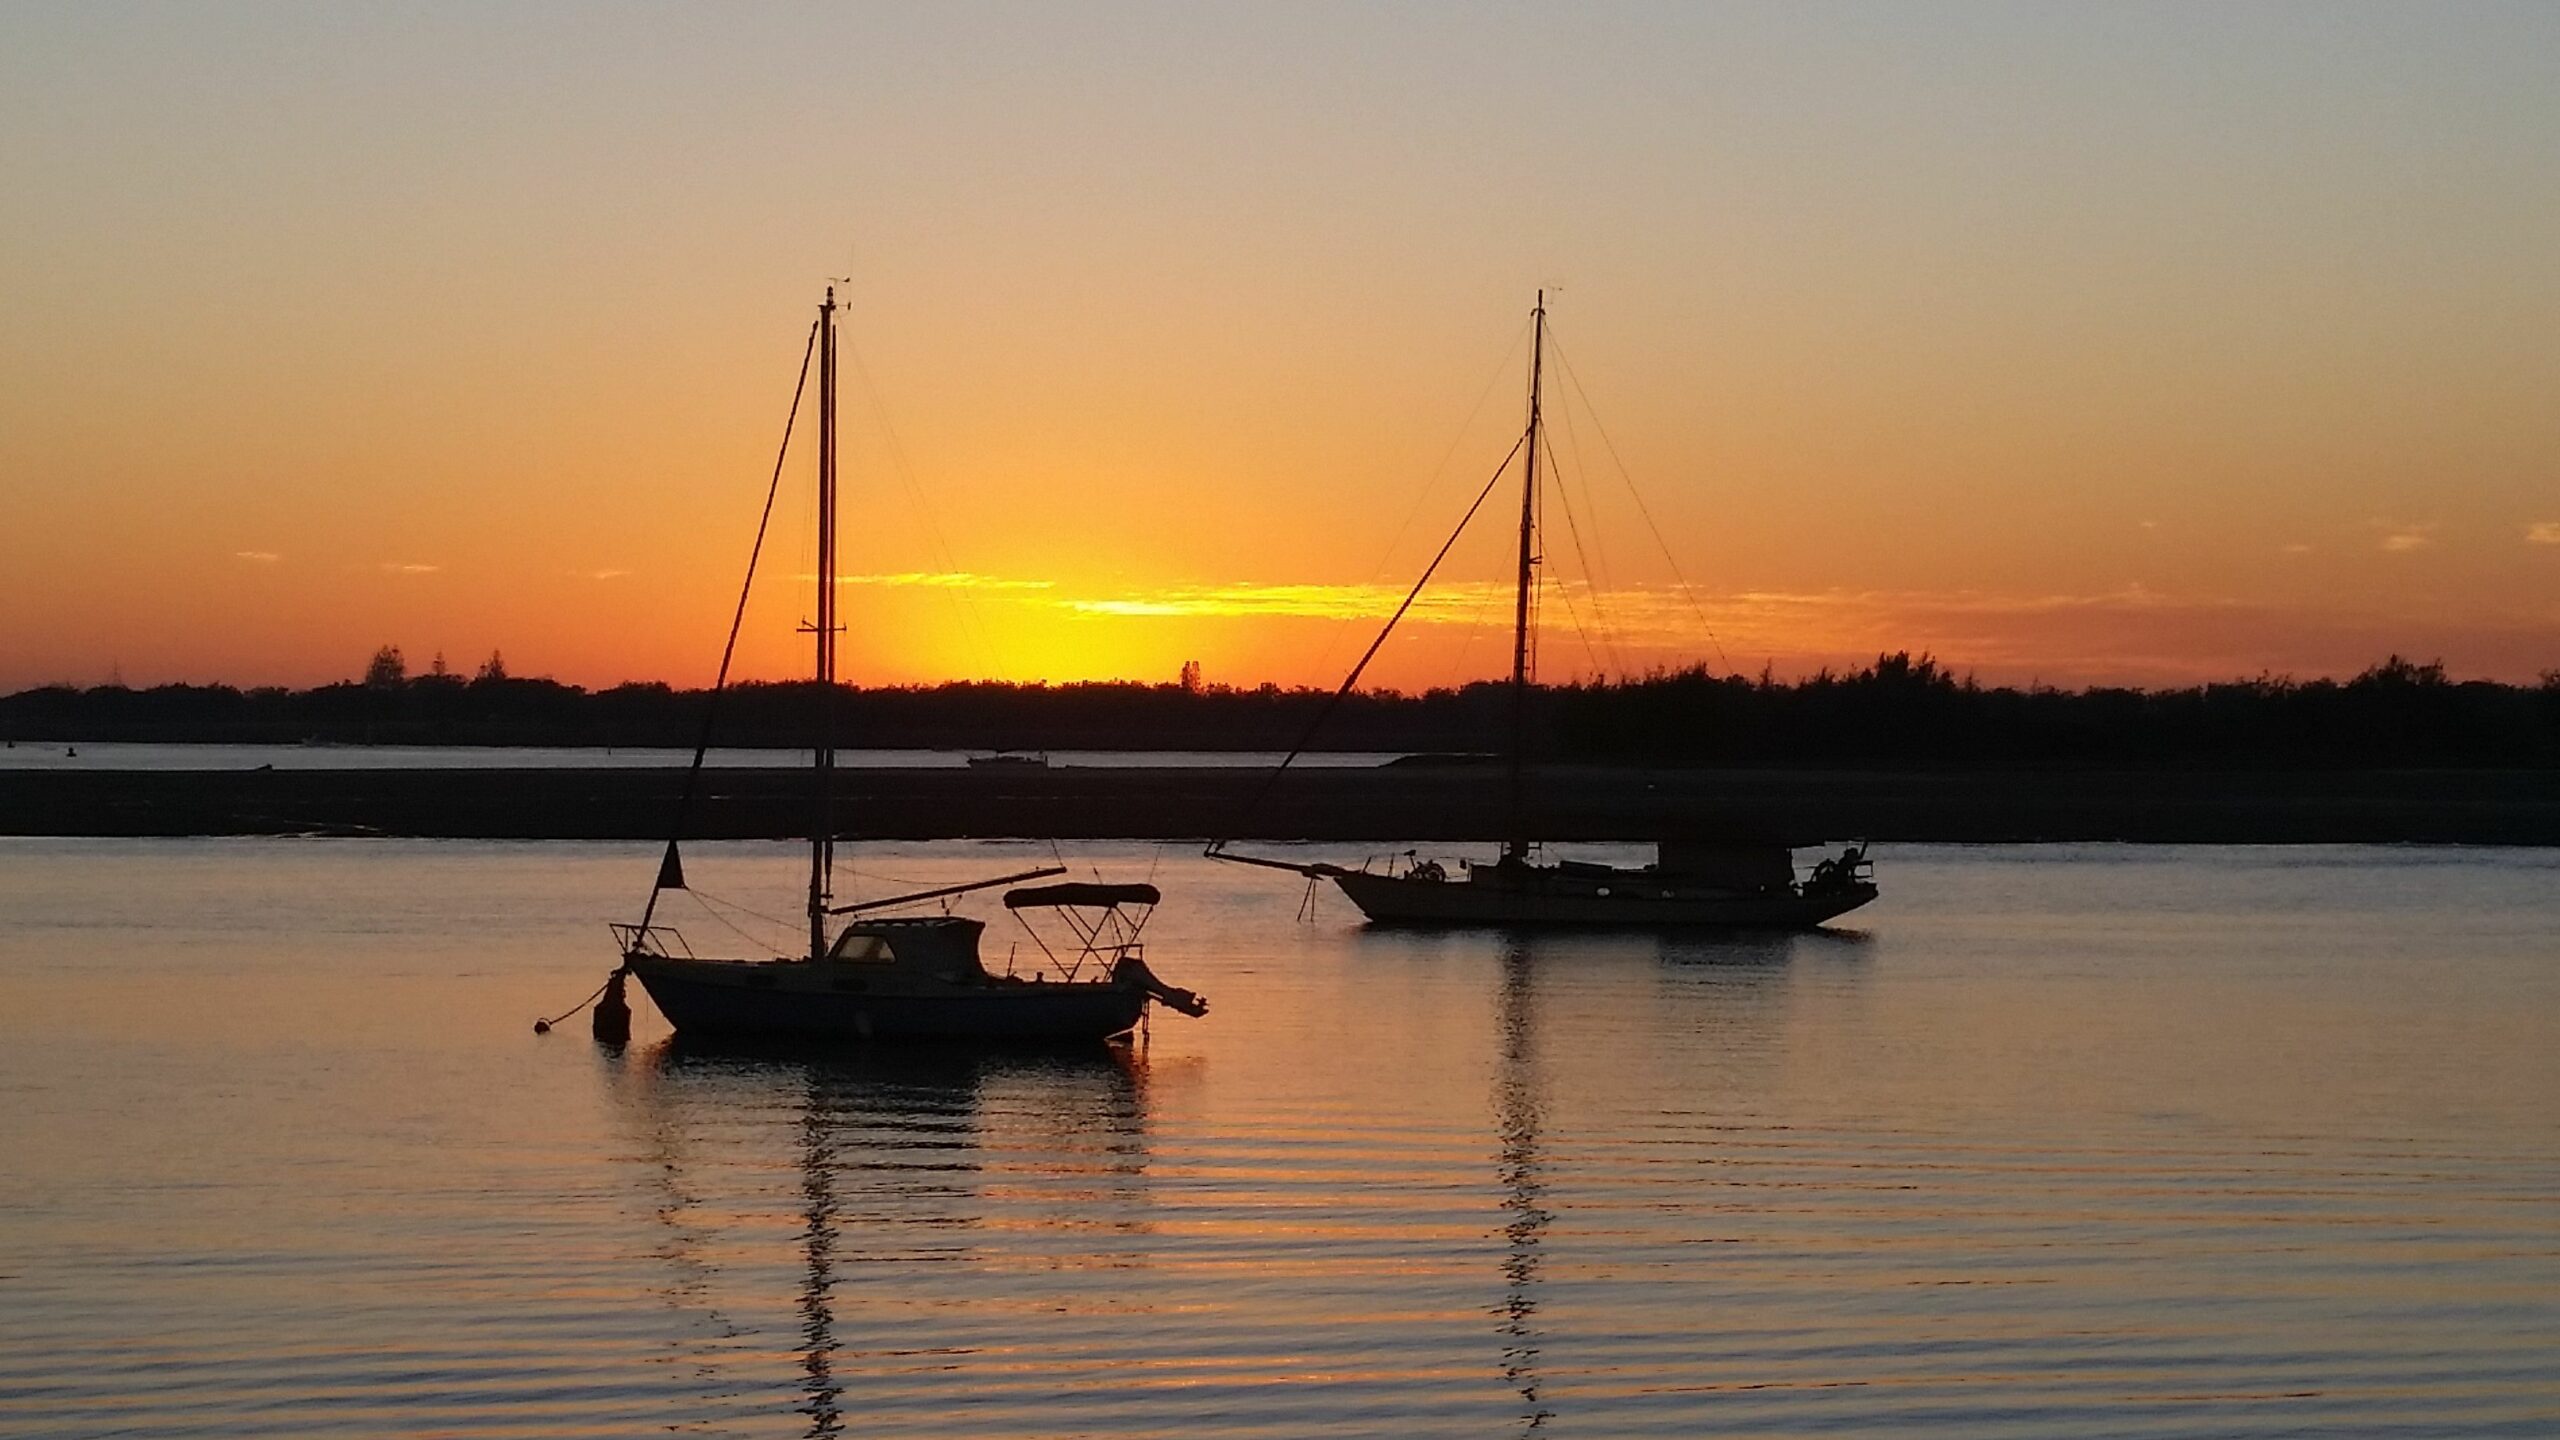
[1304,317,1533,685]
[682,888,796,954]
[1540,571,1605,681]
[1437,568,1517,693]
[682,883,800,932]
[633,316,821,932]
[1539,426,1628,680]
[840,336,1005,677]
[1544,327,1732,675]
[1549,370,1619,596]
[1546,366,1623,632]
[837,864,947,890]
[1208,430,1528,850]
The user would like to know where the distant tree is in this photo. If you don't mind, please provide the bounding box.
[2352,654,2448,689]
[1180,660,1203,695]
[476,650,507,683]
[364,645,406,689]
[413,648,467,695]
[6,653,2553,765]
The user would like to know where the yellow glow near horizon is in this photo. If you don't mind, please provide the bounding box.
[2,6,2554,693]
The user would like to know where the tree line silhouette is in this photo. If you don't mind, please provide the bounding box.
[4,652,2554,767]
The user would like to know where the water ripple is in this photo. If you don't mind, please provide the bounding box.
[1,840,2555,1436]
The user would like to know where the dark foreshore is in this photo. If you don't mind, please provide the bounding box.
[7,764,2558,845]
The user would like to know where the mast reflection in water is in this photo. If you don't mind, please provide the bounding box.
[607,1040,1154,1438]
[1493,939,1555,1434]
[797,1059,843,1437]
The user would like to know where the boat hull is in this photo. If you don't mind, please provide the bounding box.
[627,958,1150,1044]
[1330,870,1876,929]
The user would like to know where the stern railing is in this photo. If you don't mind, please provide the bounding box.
[608,922,696,960]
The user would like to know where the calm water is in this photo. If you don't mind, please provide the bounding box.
[0,743,1396,771]
[2,839,2555,1437]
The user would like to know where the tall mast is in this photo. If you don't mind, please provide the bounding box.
[1505,292,1544,866]
[808,287,840,961]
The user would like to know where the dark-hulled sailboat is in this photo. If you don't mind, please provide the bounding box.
[608,288,1207,1042]
[1210,294,1878,928]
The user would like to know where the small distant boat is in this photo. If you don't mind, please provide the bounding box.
[965,751,1050,769]
[1211,294,1878,929]
[609,288,1206,1044]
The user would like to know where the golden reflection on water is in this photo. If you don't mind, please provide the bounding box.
[605,1040,1160,1438]
[586,931,1852,1440]
[2,840,2555,1438]
[1495,939,1554,1435]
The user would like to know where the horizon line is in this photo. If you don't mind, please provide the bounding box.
[7,652,2548,702]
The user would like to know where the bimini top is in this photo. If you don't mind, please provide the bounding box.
[1003,882,1161,910]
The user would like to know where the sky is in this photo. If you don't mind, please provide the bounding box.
[3,2,2555,694]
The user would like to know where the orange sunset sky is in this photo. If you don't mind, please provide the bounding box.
[3,4,2554,695]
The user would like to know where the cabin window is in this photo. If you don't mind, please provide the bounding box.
[829,934,894,964]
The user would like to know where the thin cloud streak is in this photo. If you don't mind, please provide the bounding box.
[891,573,2558,686]
[1044,578,2225,643]
[2528,522,2560,545]
[1059,580,1515,623]
[233,550,281,563]
[841,571,1055,590]
[380,562,442,575]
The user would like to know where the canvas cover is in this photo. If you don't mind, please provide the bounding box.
[1003,882,1162,910]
